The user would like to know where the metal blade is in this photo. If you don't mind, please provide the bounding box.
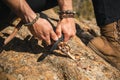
[50,35,64,52]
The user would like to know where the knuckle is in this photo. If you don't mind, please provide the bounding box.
[45,33,49,36]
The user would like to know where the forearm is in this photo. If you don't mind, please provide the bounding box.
[3,0,36,22]
[57,0,73,11]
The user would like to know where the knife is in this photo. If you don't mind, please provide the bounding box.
[50,35,64,52]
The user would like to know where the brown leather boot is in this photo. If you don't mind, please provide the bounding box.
[88,21,120,70]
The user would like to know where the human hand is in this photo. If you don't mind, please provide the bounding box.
[56,18,76,42]
[28,18,58,45]
[3,0,59,45]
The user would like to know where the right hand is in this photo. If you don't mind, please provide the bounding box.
[28,18,58,45]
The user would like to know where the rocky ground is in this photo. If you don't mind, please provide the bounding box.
[0,9,120,80]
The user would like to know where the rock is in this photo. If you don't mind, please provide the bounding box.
[0,9,120,80]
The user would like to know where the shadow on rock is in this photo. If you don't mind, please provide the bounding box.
[0,12,57,54]
[0,34,46,54]
[75,23,96,45]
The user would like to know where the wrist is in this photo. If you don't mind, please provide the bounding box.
[17,0,36,23]
[24,12,36,22]
[24,13,40,26]
[58,10,76,19]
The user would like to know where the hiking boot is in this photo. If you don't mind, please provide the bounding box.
[88,21,120,70]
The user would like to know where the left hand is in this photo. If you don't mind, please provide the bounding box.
[56,18,76,42]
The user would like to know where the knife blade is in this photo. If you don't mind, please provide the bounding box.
[50,35,64,52]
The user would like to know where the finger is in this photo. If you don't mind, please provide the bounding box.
[56,25,62,38]
[50,31,58,41]
[64,33,70,42]
[44,33,51,45]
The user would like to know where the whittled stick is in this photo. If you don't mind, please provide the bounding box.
[58,42,77,60]
[4,20,23,45]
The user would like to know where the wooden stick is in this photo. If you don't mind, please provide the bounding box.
[4,21,23,45]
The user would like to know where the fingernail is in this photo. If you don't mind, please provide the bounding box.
[55,37,58,41]
[58,35,61,38]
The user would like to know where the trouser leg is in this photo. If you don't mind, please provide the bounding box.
[0,0,58,28]
[0,1,11,21]
[26,0,58,12]
[0,0,58,19]
[92,0,120,27]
